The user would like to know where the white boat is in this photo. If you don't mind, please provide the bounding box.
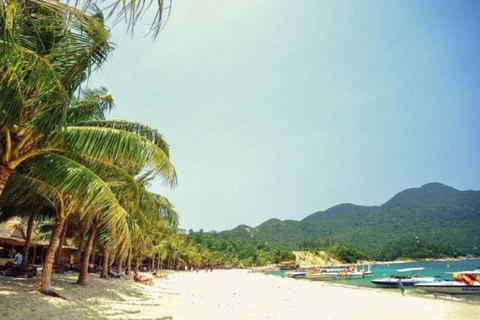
[371,267,435,288]
[284,269,310,278]
[415,279,480,294]
[359,264,374,276]
[336,270,365,279]
[306,267,365,281]
[306,271,338,281]
[414,267,480,294]
[286,267,345,279]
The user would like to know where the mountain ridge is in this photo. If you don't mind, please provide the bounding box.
[217,182,480,255]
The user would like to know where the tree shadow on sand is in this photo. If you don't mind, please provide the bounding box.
[0,271,175,320]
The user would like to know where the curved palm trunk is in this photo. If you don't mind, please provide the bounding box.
[76,225,96,286]
[22,215,34,266]
[125,248,132,275]
[100,250,109,279]
[0,165,13,197]
[55,219,68,265]
[37,216,66,295]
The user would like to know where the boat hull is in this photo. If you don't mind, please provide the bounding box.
[336,272,364,279]
[306,274,337,281]
[371,277,436,288]
[285,271,307,278]
[415,281,480,294]
[307,271,364,281]
[371,279,416,288]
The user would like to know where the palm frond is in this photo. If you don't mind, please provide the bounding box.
[68,87,114,123]
[61,123,177,186]
[22,152,135,247]
[0,173,62,222]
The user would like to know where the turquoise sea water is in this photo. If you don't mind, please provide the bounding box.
[266,259,480,304]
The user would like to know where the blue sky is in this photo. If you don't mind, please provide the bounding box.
[91,0,480,231]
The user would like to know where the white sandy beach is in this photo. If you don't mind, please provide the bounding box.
[1,269,480,320]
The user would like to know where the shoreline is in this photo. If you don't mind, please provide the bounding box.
[367,256,480,265]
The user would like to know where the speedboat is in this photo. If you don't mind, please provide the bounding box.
[284,268,315,279]
[415,268,480,294]
[336,270,365,279]
[306,266,364,281]
[285,270,307,278]
[415,278,480,294]
[371,267,435,288]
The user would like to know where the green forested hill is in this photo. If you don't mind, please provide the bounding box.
[216,183,480,257]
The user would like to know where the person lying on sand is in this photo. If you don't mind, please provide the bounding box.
[133,271,153,285]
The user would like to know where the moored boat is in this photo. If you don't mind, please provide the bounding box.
[414,268,480,294]
[359,264,374,276]
[371,267,435,288]
[306,265,364,281]
[284,270,307,278]
[414,279,480,294]
[306,270,338,281]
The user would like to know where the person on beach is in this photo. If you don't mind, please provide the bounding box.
[13,249,23,266]
[133,271,153,285]
[398,279,406,295]
[108,267,122,278]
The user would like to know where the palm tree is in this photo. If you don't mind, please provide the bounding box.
[1,1,176,190]
[0,1,112,195]
[0,0,173,38]
[0,2,178,297]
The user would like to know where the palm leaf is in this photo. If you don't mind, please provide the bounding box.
[61,123,177,186]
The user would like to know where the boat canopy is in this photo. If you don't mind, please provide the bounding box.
[396,267,424,272]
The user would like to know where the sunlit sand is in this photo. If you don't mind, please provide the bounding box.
[1,269,480,319]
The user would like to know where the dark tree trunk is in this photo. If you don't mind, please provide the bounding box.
[0,164,13,197]
[100,250,109,279]
[76,229,84,266]
[55,219,68,265]
[37,216,66,295]
[126,248,132,275]
[134,258,139,273]
[22,215,34,266]
[109,252,115,267]
[90,238,96,264]
[116,253,123,275]
[76,225,96,286]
